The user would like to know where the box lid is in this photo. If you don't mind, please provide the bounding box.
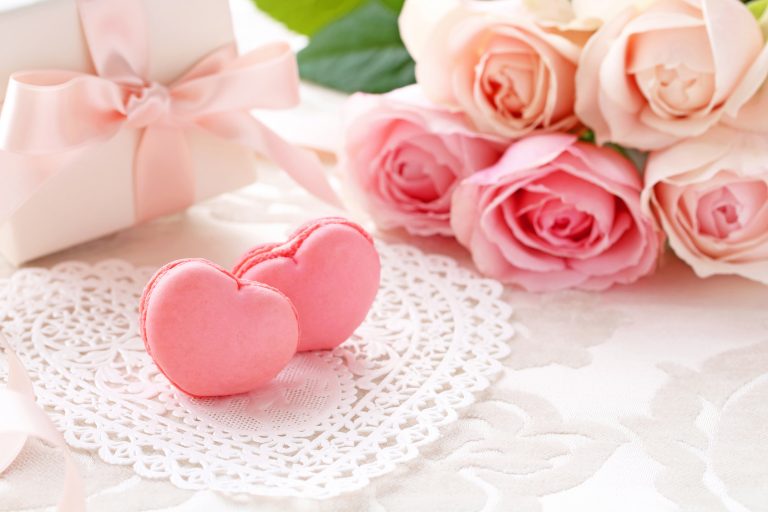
[0,0,236,100]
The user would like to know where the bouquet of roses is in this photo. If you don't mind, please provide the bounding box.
[339,0,768,291]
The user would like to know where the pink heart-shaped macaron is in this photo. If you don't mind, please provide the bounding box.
[233,218,381,352]
[139,259,299,397]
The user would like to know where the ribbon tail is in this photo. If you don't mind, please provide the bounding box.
[133,127,196,223]
[198,113,344,209]
[0,330,31,473]
[0,334,85,511]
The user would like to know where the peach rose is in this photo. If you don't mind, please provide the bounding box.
[576,0,768,151]
[343,86,505,236]
[452,134,661,291]
[643,126,768,283]
[399,0,581,138]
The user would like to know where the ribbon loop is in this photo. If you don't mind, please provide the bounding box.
[170,43,302,117]
[0,72,124,154]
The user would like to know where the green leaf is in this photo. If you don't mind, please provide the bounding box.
[577,131,648,171]
[380,0,405,11]
[252,0,363,36]
[605,143,648,171]
[605,142,629,158]
[748,0,768,18]
[578,129,596,143]
[297,1,416,94]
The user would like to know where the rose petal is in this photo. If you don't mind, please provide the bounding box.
[627,23,712,74]
[399,0,461,63]
[577,226,660,289]
[497,264,591,291]
[601,11,705,113]
[575,8,636,140]
[566,142,642,189]
[568,212,646,275]
[703,0,764,105]
[470,133,576,185]
[524,171,616,234]
[723,43,768,117]
[480,187,567,271]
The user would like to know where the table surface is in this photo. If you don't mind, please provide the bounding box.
[2,2,767,511]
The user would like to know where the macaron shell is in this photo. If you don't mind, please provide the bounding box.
[235,221,380,352]
[140,259,299,397]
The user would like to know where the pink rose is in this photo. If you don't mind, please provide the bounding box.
[576,0,768,151]
[343,86,505,236]
[643,126,768,283]
[399,0,582,138]
[452,134,661,291]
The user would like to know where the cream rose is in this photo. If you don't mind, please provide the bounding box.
[399,0,582,139]
[643,126,768,283]
[576,0,768,151]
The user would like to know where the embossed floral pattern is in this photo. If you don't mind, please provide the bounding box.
[625,341,768,512]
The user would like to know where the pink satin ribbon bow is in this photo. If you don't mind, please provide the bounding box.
[0,1,341,509]
[0,0,341,224]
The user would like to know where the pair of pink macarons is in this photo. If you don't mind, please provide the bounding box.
[139,217,381,398]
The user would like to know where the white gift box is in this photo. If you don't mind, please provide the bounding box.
[0,0,258,265]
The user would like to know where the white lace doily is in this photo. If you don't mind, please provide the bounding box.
[0,243,513,498]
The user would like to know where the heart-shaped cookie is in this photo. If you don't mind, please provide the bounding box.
[233,218,380,352]
[139,259,299,397]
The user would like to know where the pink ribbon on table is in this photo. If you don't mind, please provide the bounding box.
[0,0,341,224]
[0,332,85,511]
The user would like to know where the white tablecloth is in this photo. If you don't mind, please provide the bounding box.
[1,2,767,511]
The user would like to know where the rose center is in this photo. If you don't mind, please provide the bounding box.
[553,216,571,230]
[478,50,541,121]
[381,141,456,204]
[634,64,714,118]
[542,207,594,243]
[715,203,739,225]
[522,197,597,249]
[696,186,745,239]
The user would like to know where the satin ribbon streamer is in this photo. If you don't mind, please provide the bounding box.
[0,332,86,511]
[0,0,341,223]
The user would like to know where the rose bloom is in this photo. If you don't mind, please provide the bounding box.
[452,134,661,291]
[576,0,768,151]
[343,86,505,236]
[643,126,768,284]
[399,0,582,138]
